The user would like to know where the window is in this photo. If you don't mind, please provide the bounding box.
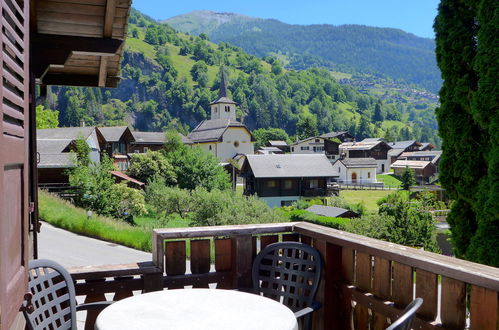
[283,180,293,189]
[209,145,212,150]
[266,180,277,188]
[225,106,230,112]
[215,107,218,113]
[234,141,240,148]
[315,139,320,143]
[309,179,319,188]
[144,147,149,152]
[291,147,294,152]
[300,146,309,151]
[368,172,371,179]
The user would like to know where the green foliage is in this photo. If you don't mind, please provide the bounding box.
[39,190,152,251]
[73,136,91,167]
[36,105,59,129]
[252,128,290,149]
[128,151,177,185]
[110,183,147,218]
[296,113,319,140]
[277,208,350,229]
[434,0,499,265]
[346,191,439,252]
[400,167,416,190]
[189,188,280,226]
[145,179,192,219]
[162,137,230,191]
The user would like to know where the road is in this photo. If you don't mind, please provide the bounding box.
[37,221,151,268]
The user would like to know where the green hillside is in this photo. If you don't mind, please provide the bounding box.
[165,11,441,93]
[41,9,439,145]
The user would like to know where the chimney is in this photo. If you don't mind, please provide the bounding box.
[80,119,85,127]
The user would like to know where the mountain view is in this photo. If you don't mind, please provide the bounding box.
[43,9,440,145]
[165,10,442,93]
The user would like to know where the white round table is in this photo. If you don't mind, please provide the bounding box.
[95,289,298,330]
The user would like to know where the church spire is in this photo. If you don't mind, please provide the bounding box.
[218,69,228,99]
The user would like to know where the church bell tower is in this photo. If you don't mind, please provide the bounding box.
[210,70,237,121]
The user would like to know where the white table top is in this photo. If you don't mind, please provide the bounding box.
[95,289,298,330]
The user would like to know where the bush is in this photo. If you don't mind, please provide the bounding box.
[110,183,147,219]
[278,209,350,229]
[145,178,192,219]
[129,151,176,185]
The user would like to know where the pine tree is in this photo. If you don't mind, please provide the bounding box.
[400,167,416,190]
[373,100,384,122]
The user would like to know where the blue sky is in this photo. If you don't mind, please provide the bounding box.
[133,0,440,38]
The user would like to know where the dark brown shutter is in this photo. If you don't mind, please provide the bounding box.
[0,0,30,329]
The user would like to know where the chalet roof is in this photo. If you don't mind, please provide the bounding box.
[37,139,73,154]
[387,140,421,150]
[306,205,356,218]
[400,151,442,164]
[132,131,192,145]
[111,171,145,187]
[268,141,288,147]
[32,0,132,88]
[98,126,134,143]
[320,131,351,139]
[245,154,337,178]
[291,136,324,146]
[258,147,283,154]
[388,148,406,158]
[38,153,76,169]
[37,127,95,140]
[337,158,377,168]
[188,119,252,143]
[419,142,436,150]
[340,140,391,151]
[391,160,433,169]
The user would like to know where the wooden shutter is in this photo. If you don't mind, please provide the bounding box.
[0,0,30,329]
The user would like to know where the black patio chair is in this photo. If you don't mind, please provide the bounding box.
[23,259,113,330]
[252,242,322,330]
[386,298,424,330]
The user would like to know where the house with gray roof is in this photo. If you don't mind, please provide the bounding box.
[130,131,192,153]
[188,71,254,161]
[97,126,135,170]
[240,154,338,207]
[386,140,422,163]
[36,126,102,184]
[306,205,359,219]
[340,139,392,173]
[331,157,378,185]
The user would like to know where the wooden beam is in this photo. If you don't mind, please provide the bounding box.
[42,74,120,88]
[31,33,122,78]
[98,56,108,87]
[104,0,117,38]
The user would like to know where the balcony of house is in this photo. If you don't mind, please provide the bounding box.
[68,222,499,330]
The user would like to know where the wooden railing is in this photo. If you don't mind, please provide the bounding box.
[70,222,499,329]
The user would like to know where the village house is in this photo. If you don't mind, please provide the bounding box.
[36,127,102,185]
[130,131,192,153]
[188,72,255,161]
[240,154,338,207]
[386,140,423,164]
[255,146,284,154]
[418,142,436,151]
[320,131,355,143]
[267,140,290,153]
[339,138,392,173]
[290,136,342,161]
[331,157,378,184]
[98,126,135,171]
[391,159,437,184]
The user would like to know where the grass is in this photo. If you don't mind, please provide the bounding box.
[39,190,152,251]
[339,190,393,213]
[377,174,402,188]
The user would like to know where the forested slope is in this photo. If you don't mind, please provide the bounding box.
[165,11,441,93]
[41,9,439,144]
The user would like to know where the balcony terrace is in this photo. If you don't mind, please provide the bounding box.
[68,222,499,330]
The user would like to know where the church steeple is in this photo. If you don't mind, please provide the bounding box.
[210,68,237,121]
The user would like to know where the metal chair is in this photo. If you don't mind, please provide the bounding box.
[386,298,424,330]
[23,259,113,330]
[252,242,322,330]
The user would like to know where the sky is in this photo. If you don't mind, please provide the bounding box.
[132,0,440,39]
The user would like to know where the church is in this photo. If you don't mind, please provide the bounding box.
[188,71,255,161]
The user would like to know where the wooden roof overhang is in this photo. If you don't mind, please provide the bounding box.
[30,0,132,88]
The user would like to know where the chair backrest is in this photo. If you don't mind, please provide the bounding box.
[24,259,77,330]
[252,242,322,312]
[386,298,424,330]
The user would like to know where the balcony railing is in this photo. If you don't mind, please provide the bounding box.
[69,222,499,329]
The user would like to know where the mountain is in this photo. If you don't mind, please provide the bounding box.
[42,9,440,146]
[164,11,441,93]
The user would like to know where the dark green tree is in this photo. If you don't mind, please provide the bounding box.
[373,100,384,122]
[434,0,498,265]
[400,167,416,190]
[296,113,319,140]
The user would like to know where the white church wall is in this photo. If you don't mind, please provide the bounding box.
[218,128,254,161]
